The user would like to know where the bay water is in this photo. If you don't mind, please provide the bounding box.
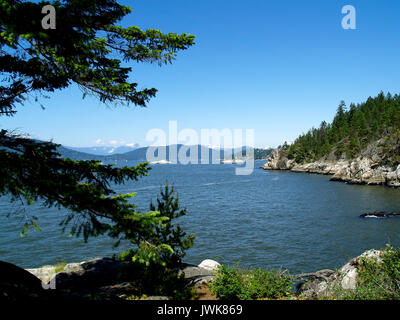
[1,160,400,274]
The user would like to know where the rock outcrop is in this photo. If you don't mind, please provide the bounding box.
[26,257,130,300]
[198,259,221,273]
[26,265,56,285]
[53,257,126,292]
[24,257,220,300]
[262,149,296,171]
[179,259,220,287]
[297,249,383,299]
[262,146,400,187]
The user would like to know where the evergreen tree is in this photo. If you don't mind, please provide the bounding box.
[117,183,195,268]
[148,183,196,267]
[0,0,195,258]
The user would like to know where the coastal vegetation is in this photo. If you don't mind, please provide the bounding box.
[210,265,293,300]
[209,245,400,300]
[287,92,400,166]
[327,245,400,300]
[234,147,273,160]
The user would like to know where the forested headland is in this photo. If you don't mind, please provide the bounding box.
[286,92,400,167]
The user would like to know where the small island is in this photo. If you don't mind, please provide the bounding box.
[150,160,173,165]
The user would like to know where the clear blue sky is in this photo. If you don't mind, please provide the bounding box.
[2,0,400,148]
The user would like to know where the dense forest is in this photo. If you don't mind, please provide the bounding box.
[286,92,400,167]
[234,147,273,160]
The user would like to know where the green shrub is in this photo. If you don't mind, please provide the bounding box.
[53,261,67,273]
[241,267,293,300]
[211,265,293,300]
[209,265,244,300]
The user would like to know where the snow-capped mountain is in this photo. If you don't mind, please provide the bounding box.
[66,144,140,156]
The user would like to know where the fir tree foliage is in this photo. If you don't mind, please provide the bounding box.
[149,183,195,267]
[0,0,196,262]
[0,0,195,115]
[119,183,195,268]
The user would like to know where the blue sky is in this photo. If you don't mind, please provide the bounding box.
[2,0,400,147]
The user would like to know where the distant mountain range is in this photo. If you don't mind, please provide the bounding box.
[66,144,140,156]
[56,144,272,161]
[56,146,106,160]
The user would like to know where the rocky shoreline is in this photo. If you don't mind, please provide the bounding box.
[262,147,400,188]
[0,249,392,300]
[19,249,388,300]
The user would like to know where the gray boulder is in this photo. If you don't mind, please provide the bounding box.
[338,250,382,290]
[198,259,221,273]
[179,261,220,287]
[26,265,56,284]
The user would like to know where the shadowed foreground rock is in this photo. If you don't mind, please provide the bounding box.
[53,258,127,292]
[0,260,53,301]
[24,258,220,300]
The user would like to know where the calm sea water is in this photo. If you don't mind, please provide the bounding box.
[1,160,400,274]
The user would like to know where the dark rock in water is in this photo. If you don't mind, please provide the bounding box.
[360,212,400,218]
[0,260,48,301]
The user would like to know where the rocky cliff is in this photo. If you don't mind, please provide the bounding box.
[262,141,400,187]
